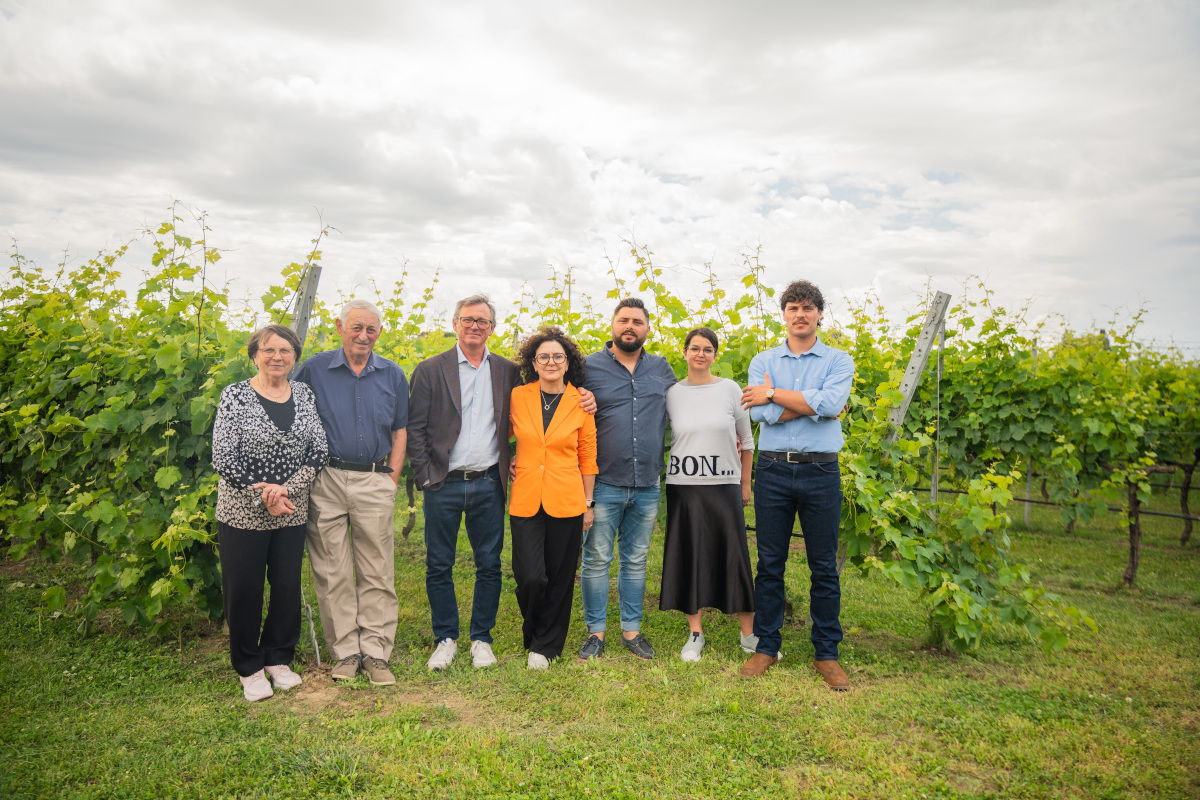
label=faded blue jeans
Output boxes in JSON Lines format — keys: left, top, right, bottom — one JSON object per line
{"left": 751, "top": 455, "right": 843, "bottom": 661}
{"left": 580, "top": 482, "right": 660, "bottom": 633}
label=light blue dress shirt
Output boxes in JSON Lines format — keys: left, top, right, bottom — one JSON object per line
{"left": 748, "top": 338, "right": 854, "bottom": 453}
{"left": 446, "top": 344, "right": 500, "bottom": 472}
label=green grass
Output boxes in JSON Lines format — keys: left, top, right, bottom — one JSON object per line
{"left": 2, "top": 489, "right": 1198, "bottom": 799}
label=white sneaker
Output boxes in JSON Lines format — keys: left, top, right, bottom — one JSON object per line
{"left": 740, "top": 633, "right": 783, "bottom": 659}
{"left": 680, "top": 632, "right": 705, "bottom": 662}
{"left": 264, "top": 664, "right": 303, "bottom": 690}
{"left": 239, "top": 669, "right": 274, "bottom": 702}
{"left": 470, "top": 640, "right": 497, "bottom": 668}
{"left": 426, "top": 638, "right": 458, "bottom": 671}
{"left": 527, "top": 652, "right": 549, "bottom": 670}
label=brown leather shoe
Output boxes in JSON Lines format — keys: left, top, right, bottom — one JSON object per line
{"left": 739, "top": 652, "right": 781, "bottom": 677}
{"left": 813, "top": 659, "right": 849, "bottom": 691}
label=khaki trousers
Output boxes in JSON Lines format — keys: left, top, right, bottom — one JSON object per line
{"left": 306, "top": 467, "right": 399, "bottom": 661}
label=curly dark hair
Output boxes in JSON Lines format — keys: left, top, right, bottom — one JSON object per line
{"left": 517, "top": 326, "right": 587, "bottom": 387}
{"left": 779, "top": 280, "right": 825, "bottom": 327}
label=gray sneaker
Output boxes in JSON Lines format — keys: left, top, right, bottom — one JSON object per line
{"left": 740, "top": 633, "right": 758, "bottom": 654}
{"left": 361, "top": 656, "right": 396, "bottom": 686}
{"left": 621, "top": 632, "right": 655, "bottom": 660}
{"left": 680, "top": 632, "right": 705, "bottom": 663}
{"left": 578, "top": 634, "right": 605, "bottom": 659}
{"left": 331, "top": 653, "right": 362, "bottom": 681}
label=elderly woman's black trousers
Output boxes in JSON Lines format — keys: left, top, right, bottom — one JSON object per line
{"left": 218, "top": 521, "right": 306, "bottom": 677}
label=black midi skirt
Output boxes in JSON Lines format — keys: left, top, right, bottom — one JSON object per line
{"left": 659, "top": 483, "right": 755, "bottom": 615}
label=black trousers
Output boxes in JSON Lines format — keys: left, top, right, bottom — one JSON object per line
{"left": 218, "top": 521, "right": 306, "bottom": 677}
{"left": 510, "top": 507, "right": 583, "bottom": 659}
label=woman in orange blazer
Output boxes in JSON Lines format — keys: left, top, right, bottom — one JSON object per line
{"left": 509, "top": 326, "right": 598, "bottom": 669}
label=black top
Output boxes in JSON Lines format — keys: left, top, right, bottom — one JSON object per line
{"left": 540, "top": 390, "right": 563, "bottom": 431}
{"left": 254, "top": 391, "right": 296, "bottom": 431}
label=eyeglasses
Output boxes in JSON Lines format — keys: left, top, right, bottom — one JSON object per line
{"left": 260, "top": 348, "right": 295, "bottom": 358}
{"left": 457, "top": 317, "right": 493, "bottom": 329}
{"left": 686, "top": 345, "right": 715, "bottom": 356}
{"left": 534, "top": 353, "right": 567, "bottom": 365}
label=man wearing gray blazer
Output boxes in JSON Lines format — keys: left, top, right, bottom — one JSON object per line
{"left": 407, "top": 295, "right": 520, "bottom": 670}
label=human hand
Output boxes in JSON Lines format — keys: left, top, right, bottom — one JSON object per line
{"left": 740, "top": 371, "right": 774, "bottom": 409}
{"left": 577, "top": 387, "right": 597, "bottom": 415}
{"left": 582, "top": 508, "right": 595, "bottom": 531}
{"left": 254, "top": 482, "right": 288, "bottom": 507}
{"left": 741, "top": 484, "right": 752, "bottom": 507}
{"left": 509, "top": 458, "right": 518, "bottom": 482}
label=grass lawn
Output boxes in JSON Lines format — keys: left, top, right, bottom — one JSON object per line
{"left": 2, "top": 490, "right": 1197, "bottom": 799}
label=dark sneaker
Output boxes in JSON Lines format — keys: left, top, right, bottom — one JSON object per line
{"left": 361, "top": 656, "right": 396, "bottom": 686}
{"left": 578, "top": 634, "right": 605, "bottom": 659}
{"left": 621, "top": 632, "right": 655, "bottom": 660}
{"left": 331, "top": 653, "right": 362, "bottom": 681}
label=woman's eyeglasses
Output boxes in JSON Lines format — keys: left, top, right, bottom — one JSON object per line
{"left": 534, "top": 353, "right": 568, "bottom": 365}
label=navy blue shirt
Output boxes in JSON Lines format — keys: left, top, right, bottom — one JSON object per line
{"left": 584, "top": 343, "right": 678, "bottom": 488}
{"left": 293, "top": 347, "right": 409, "bottom": 463}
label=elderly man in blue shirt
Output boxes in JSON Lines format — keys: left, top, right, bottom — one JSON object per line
{"left": 293, "top": 299, "right": 409, "bottom": 688}
{"left": 739, "top": 280, "right": 854, "bottom": 690}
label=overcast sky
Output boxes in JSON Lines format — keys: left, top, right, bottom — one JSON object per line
{"left": 2, "top": 0, "right": 1197, "bottom": 346}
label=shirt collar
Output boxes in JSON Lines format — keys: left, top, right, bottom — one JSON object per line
{"left": 456, "top": 343, "right": 490, "bottom": 366}
{"left": 329, "top": 346, "right": 381, "bottom": 372}
{"left": 777, "top": 337, "right": 828, "bottom": 358}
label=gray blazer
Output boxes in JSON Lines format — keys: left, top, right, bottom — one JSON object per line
{"left": 406, "top": 346, "right": 521, "bottom": 500}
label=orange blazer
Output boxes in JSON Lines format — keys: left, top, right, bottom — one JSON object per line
{"left": 508, "top": 382, "right": 599, "bottom": 518}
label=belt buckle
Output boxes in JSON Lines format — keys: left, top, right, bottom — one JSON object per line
{"left": 786, "top": 452, "right": 800, "bottom": 464}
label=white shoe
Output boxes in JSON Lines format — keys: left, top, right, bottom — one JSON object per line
{"left": 680, "top": 632, "right": 705, "bottom": 663}
{"left": 264, "top": 664, "right": 303, "bottom": 690}
{"left": 470, "top": 640, "right": 497, "bottom": 668}
{"left": 527, "top": 652, "right": 549, "bottom": 670}
{"left": 426, "top": 638, "right": 458, "bottom": 671}
{"left": 239, "top": 669, "right": 274, "bottom": 702}
{"left": 740, "top": 632, "right": 758, "bottom": 654}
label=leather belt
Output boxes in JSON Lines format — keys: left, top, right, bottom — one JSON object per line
{"left": 446, "top": 465, "right": 499, "bottom": 481}
{"left": 759, "top": 451, "right": 838, "bottom": 464}
{"left": 328, "top": 457, "right": 393, "bottom": 474}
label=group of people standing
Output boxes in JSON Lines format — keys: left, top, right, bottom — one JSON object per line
{"left": 211, "top": 279, "right": 854, "bottom": 703}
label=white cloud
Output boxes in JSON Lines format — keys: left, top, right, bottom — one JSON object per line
{"left": 0, "top": 0, "right": 1197, "bottom": 346}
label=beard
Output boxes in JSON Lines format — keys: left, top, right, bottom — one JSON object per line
{"left": 613, "top": 332, "right": 646, "bottom": 353}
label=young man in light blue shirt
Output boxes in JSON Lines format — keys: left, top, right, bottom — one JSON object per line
{"left": 739, "top": 280, "right": 854, "bottom": 690}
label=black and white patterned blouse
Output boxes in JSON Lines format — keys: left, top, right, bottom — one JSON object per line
{"left": 212, "top": 380, "right": 328, "bottom": 530}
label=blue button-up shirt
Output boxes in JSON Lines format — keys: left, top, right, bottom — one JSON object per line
{"left": 447, "top": 344, "right": 499, "bottom": 472}
{"left": 584, "top": 343, "right": 678, "bottom": 487}
{"left": 293, "top": 347, "right": 409, "bottom": 463}
{"left": 748, "top": 338, "right": 854, "bottom": 453}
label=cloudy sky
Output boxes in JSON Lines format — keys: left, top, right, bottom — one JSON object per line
{"left": 1, "top": 0, "right": 1197, "bottom": 346}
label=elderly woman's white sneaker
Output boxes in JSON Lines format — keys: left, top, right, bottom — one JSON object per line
{"left": 527, "top": 652, "right": 550, "bottom": 670}
{"left": 264, "top": 664, "right": 303, "bottom": 690}
{"left": 239, "top": 669, "right": 274, "bottom": 702}
{"left": 680, "top": 632, "right": 705, "bottom": 662}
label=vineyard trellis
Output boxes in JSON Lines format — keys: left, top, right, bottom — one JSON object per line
{"left": 3, "top": 214, "right": 1195, "bottom": 653}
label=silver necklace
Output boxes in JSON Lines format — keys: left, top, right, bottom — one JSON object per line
{"left": 540, "top": 390, "right": 563, "bottom": 411}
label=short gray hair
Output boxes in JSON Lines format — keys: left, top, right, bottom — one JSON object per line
{"left": 339, "top": 298, "right": 383, "bottom": 328}
{"left": 453, "top": 294, "right": 497, "bottom": 325}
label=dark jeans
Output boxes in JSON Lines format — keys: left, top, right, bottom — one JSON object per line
{"left": 218, "top": 521, "right": 306, "bottom": 677}
{"left": 423, "top": 466, "right": 506, "bottom": 644}
{"left": 751, "top": 455, "right": 843, "bottom": 661}
{"left": 510, "top": 507, "right": 583, "bottom": 659}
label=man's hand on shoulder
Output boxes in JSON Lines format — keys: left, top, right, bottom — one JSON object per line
{"left": 577, "top": 387, "right": 597, "bottom": 415}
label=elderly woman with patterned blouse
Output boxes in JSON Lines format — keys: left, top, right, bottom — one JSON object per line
{"left": 212, "top": 324, "right": 328, "bottom": 702}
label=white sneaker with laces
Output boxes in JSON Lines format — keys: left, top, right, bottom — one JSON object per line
{"left": 239, "top": 669, "right": 274, "bottom": 702}
{"left": 680, "top": 632, "right": 705, "bottom": 662}
{"left": 527, "top": 652, "right": 549, "bottom": 670}
{"left": 264, "top": 664, "right": 302, "bottom": 690}
{"left": 470, "top": 640, "right": 497, "bottom": 668}
{"left": 426, "top": 638, "right": 458, "bottom": 671}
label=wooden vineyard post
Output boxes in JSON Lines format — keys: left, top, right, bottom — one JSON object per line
{"left": 1123, "top": 480, "right": 1142, "bottom": 587}
{"left": 887, "top": 291, "right": 952, "bottom": 444}
{"left": 288, "top": 265, "right": 323, "bottom": 353}
{"left": 1182, "top": 449, "right": 1198, "bottom": 546}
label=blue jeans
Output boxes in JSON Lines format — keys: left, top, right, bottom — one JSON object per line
{"left": 751, "top": 456, "right": 843, "bottom": 660}
{"left": 581, "top": 482, "right": 661, "bottom": 633}
{"left": 423, "top": 467, "right": 505, "bottom": 644}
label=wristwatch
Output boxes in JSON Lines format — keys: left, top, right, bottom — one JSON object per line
{"left": 586, "top": 499, "right": 595, "bottom": 509}
{"left": 765, "top": 388, "right": 775, "bottom": 402}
